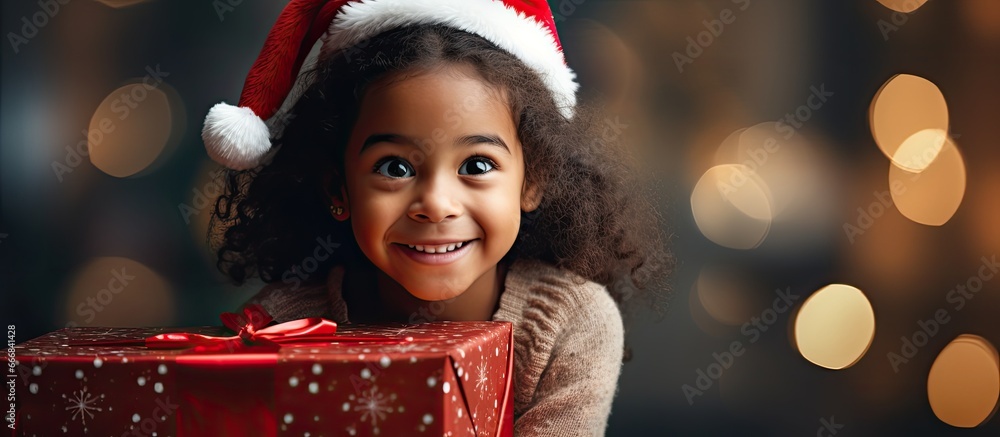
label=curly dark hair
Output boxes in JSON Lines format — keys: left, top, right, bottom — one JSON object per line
{"left": 209, "top": 24, "right": 673, "bottom": 356}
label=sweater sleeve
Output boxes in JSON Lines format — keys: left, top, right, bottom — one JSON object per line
{"left": 514, "top": 287, "right": 624, "bottom": 436}
{"left": 496, "top": 262, "right": 626, "bottom": 437}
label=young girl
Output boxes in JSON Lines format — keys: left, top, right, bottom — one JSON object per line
{"left": 205, "top": 1, "right": 671, "bottom": 434}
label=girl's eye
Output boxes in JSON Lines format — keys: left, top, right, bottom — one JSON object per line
{"left": 458, "top": 157, "right": 497, "bottom": 176}
{"left": 373, "top": 157, "right": 414, "bottom": 178}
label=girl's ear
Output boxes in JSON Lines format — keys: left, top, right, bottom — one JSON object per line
{"left": 322, "top": 170, "right": 351, "bottom": 219}
{"left": 521, "top": 181, "right": 542, "bottom": 212}
{"left": 338, "top": 185, "right": 350, "bottom": 210}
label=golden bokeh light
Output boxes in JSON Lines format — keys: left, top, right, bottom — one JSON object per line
{"left": 691, "top": 164, "right": 772, "bottom": 249}
{"left": 794, "top": 284, "right": 876, "bottom": 370}
{"left": 889, "top": 136, "right": 966, "bottom": 226}
{"left": 696, "top": 266, "right": 759, "bottom": 326}
{"left": 736, "top": 123, "right": 811, "bottom": 218}
{"left": 64, "top": 256, "right": 175, "bottom": 327}
{"left": 736, "top": 123, "right": 784, "bottom": 163}
{"left": 927, "top": 335, "right": 1000, "bottom": 428}
{"left": 712, "top": 123, "right": 839, "bottom": 252}
{"left": 711, "top": 127, "right": 746, "bottom": 169}
{"left": 870, "top": 74, "right": 949, "bottom": 169}
{"left": 88, "top": 82, "right": 176, "bottom": 178}
{"left": 686, "top": 108, "right": 747, "bottom": 186}
{"left": 875, "top": 0, "right": 929, "bottom": 14}
{"left": 716, "top": 123, "right": 835, "bottom": 220}
{"left": 688, "top": 283, "right": 732, "bottom": 338}
{"left": 892, "top": 128, "right": 947, "bottom": 173}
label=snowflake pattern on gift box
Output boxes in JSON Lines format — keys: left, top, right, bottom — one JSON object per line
{"left": 63, "top": 387, "right": 104, "bottom": 425}
{"left": 354, "top": 385, "right": 395, "bottom": 433}
{"left": 387, "top": 326, "right": 417, "bottom": 338}
{"left": 383, "top": 341, "right": 421, "bottom": 354}
{"left": 484, "top": 404, "right": 496, "bottom": 432}
{"left": 475, "top": 361, "right": 489, "bottom": 398}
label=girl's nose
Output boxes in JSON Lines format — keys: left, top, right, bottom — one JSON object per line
{"left": 408, "top": 174, "right": 463, "bottom": 223}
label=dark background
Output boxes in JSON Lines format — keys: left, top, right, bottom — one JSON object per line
{"left": 3, "top": 1, "right": 1000, "bottom": 435}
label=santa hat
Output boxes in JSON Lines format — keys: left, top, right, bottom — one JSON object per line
{"left": 202, "top": 0, "right": 579, "bottom": 170}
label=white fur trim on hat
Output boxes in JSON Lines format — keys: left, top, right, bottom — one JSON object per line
{"left": 321, "top": 0, "right": 579, "bottom": 119}
{"left": 202, "top": 103, "right": 272, "bottom": 171}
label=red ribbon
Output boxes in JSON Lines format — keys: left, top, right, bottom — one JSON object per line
{"left": 72, "top": 305, "right": 411, "bottom": 351}
{"left": 146, "top": 304, "right": 331, "bottom": 351}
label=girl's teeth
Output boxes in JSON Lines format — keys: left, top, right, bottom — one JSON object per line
{"left": 406, "top": 241, "right": 467, "bottom": 253}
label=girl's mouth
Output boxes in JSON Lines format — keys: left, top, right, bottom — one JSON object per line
{"left": 393, "top": 239, "right": 478, "bottom": 265}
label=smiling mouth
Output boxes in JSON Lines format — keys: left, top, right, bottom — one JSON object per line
{"left": 394, "top": 239, "right": 478, "bottom": 254}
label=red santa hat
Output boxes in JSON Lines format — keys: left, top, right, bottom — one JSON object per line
{"left": 202, "top": 0, "right": 579, "bottom": 170}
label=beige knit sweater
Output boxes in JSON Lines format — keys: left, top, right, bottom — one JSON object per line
{"left": 241, "top": 258, "right": 624, "bottom": 436}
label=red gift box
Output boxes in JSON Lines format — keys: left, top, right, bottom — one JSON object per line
{"left": 10, "top": 310, "right": 513, "bottom": 437}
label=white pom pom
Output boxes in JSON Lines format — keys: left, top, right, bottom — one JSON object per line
{"left": 202, "top": 103, "right": 272, "bottom": 170}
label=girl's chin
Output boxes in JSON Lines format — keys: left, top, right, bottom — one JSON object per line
{"left": 404, "top": 286, "right": 467, "bottom": 302}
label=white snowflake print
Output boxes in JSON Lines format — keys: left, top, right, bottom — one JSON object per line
{"left": 354, "top": 386, "right": 394, "bottom": 432}
{"left": 388, "top": 326, "right": 414, "bottom": 337}
{"left": 63, "top": 387, "right": 104, "bottom": 425}
{"left": 384, "top": 341, "right": 421, "bottom": 354}
{"left": 486, "top": 409, "right": 496, "bottom": 429}
{"left": 475, "top": 362, "right": 489, "bottom": 397}
{"left": 485, "top": 397, "right": 500, "bottom": 430}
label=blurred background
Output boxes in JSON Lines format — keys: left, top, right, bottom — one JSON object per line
{"left": 2, "top": 0, "right": 1000, "bottom": 435}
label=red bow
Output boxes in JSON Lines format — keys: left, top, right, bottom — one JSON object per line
{"left": 145, "top": 304, "right": 341, "bottom": 351}
{"left": 73, "top": 305, "right": 410, "bottom": 351}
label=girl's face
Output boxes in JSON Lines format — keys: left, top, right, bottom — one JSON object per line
{"left": 339, "top": 64, "right": 540, "bottom": 301}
